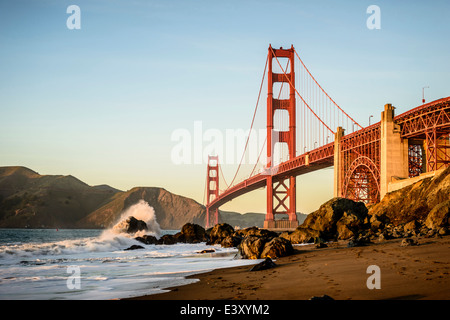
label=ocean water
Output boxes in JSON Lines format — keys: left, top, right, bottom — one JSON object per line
{"left": 0, "top": 201, "right": 259, "bottom": 300}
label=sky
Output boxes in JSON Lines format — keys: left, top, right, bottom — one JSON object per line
{"left": 0, "top": 0, "right": 449, "bottom": 214}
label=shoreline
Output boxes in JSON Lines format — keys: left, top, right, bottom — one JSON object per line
{"left": 125, "top": 236, "right": 450, "bottom": 300}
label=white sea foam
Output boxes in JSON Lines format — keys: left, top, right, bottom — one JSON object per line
{"left": 0, "top": 201, "right": 260, "bottom": 299}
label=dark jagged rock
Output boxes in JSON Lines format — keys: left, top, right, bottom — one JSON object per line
{"left": 158, "top": 234, "right": 177, "bottom": 245}
{"left": 249, "top": 258, "right": 277, "bottom": 271}
{"left": 221, "top": 235, "right": 243, "bottom": 248}
{"left": 124, "top": 244, "right": 144, "bottom": 251}
{"left": 113, "top": 216, "right": 148, "bottom": 234}
{"left": 135, "top": 234, "right": 158, "bottom": 245}
{"left": 178, "top": 223, "right": 207, "bottom": 243}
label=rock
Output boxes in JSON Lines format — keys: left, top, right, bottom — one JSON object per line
{"left": 309, "top": 295, "right": 334, "bottom": 300}
{"left": 336, "top": 211, "right": 367, "bottom": 240}
{"left": 249, "top": 258, "right": 277, "bottom": 271}
{"left": 401, "top": 238, "right": 418, "bottom": 246}
{"left": 438, "top": 227, "right": 449, "bottom": 236}
{"left": 220, "top": 235, "right": 243, "bottom": 248}
{"left": 158, "top": 234, "right": 177, "bottom": 245}
{"left": 403, "top": 220, "right": 421, "bottom": 233}
{"left": 425, "top": 200, "right": 450, "bottom": 230}
{"left": 347, "top": 236, "right": 370, "bottom": 247}
{"left": 314, "top": 236, "right": 328, "bottom": 248}
{"left": 113, "top": 216, "right": 148, "bottom": 234}
{"left": 238, "top": 235, "right": 268, "bottom": 259}
{"left": 135, "top": 235, "right": 158, "bottom": 245}
{"left": 124, "top": 244, "right": 144, "bottom": 250}
{"left": 198, "top": 249, "right": 215, "bottom": 254}
{"left": 208, "top": 223, "right": 235, "bottom": 245}
{"left": 178, "top": 223, "right": 207, "bottom": 243}
{"left": 368, "top": 166, "right": 450, "bottom": 226}
{"left": 300, "top": 197, "right": 368, "bottom": 241}
{"left": 260, "top": 237, "right": 294, "bottom": 259}
{"left": 281, "top": 227, "right": 322, "bottom": 244}
{"left": 235, "top": 226, "right": 278, "bottom": 239}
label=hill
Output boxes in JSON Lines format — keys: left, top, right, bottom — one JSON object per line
{"left": 0, "top": 166, "right": 120, "bottom": 228}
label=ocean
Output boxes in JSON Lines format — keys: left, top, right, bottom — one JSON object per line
{"left": 0, "top": 202, "right": 259, "bottom": 300}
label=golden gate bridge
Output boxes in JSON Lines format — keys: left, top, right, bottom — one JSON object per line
{"left": 204, "top": 45, "right": 450, "bottom": 230}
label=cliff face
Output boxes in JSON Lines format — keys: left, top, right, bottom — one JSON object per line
{"left": 368, "top": 166, "right": 450, "bottom": 226}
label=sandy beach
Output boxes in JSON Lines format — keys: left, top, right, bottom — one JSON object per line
{"left": 127, "top": 236, "right": 450, "bottom": 301}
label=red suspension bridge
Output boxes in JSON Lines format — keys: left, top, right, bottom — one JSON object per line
{"left": 205, "top": 45, "right": 450, "bottom": 230}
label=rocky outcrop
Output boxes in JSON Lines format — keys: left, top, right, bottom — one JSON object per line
{"left": 174, "top": 223, "right": 207, "bottom": 243}
{"left": 424, "top": 200, "right": 450, "bottom": 230}
{"left": 207, "top": 223, "right": 235, "bottom": 245}
{"left": 369, "top": 166, "right": 450, "bottom": 226}
{"left": 113, "top": 216, "right": 148, "bottom": 234}
{"left": 260, "top": 237, "right": 294, "bottom": 259}
{"left": 282, "top": 197, "right": 369, "bottom": 243}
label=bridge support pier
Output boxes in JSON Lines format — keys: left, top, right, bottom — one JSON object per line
{"left": 380, "top": 104, "right": 409, "bottom": 199}
{"left": 333, "top": 126, "right": 345, "bottom": 198}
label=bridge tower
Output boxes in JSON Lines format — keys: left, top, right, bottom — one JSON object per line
{"left": 264, "top": 45, "right": 299, "bottom": 230}
{"left": 206, "top": 155, "right": 219, "bottom": 228}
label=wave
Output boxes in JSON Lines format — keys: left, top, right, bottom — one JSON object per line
{"left": 0, "top": 200, "right": 163, "bottom": 261}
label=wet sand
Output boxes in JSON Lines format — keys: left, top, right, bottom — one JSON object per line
{"left": 127, "top": 236, "right": 450, "bottom": 300}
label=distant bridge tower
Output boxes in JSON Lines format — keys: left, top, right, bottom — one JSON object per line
{"left": 206, "top": 155, "right": 219, "bottom": 228}
{"left": 264, "top": 45, "right": 299, "bottom": 230}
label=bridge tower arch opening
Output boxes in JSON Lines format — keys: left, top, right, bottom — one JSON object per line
{"left": 343, "top": 156, "right": 380, "bottom": 204}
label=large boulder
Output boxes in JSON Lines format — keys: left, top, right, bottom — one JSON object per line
{"left": 135, "top": 234, "right": 158, "bottom": 245}
{"left": 238, "top": 236, "right": 268, "bottom": 259}
{"left": 284, "top": 198, "right": 368, "bottom": 243}
{"left": 220, "top": 235, "right": 243, "bottom": 248}
{"left": 208, "top": 223, "right": 235, "bottom": 245}
{"left": 260, "top": 237, "right": 294, "bottom": 259}
{"left": 177, "top": 223, "right": 207, "bottom": 243}
{"left": 113, "top": 216, "right": 148, "bottom": 234}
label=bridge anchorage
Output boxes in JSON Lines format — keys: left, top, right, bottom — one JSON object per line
{"left": 205, "top": 44, "right": 450, "bottom": 231}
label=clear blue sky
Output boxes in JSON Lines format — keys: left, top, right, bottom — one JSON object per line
{"left": 1, "top": 0, "right": 449, "bottom": 214}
